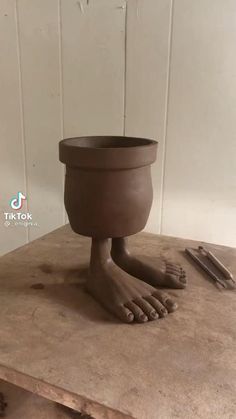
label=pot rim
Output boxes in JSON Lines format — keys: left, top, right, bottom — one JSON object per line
{"left": 60, "top": 136, "right": 157, "bottom": 150}
{"left": 59, "top": 136, "right": 158, "bottom": 170}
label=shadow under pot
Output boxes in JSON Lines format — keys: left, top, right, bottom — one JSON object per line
{"left": 59, "top": 136, "right": 158, "bottom": 238}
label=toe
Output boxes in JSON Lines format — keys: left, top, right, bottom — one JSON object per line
{"left": 135, "top": 297, "right": 159, "bottom": 321}
{"left": 167, "top": 266, "right": 182, "bottom": 276}
{"left": 166, "top": 260, "right": 181, "bottom": 270}
{"left": 166, "top": 273, "right": 186, "bottom": 289}
{"left": 179, "top": 275, "right": 187, "bottom": 284}
{"left": 165, "top": 298, "right": 178, "bottom": 312}
{"left": 115, "top": 305, "right": 134, "bottom": 323}
{"left": 152, "top": 290, "right": 178, "bottom": 313}
{"left": 125, "top": 301, "right": 148, "bottom": 323}
{"left": 165, "top": 262, "right": 187, "bottom": 288}
{"left": 144, "top": 295, "right": 168, "bottom": 317}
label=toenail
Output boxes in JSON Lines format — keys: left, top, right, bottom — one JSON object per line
{"left": 150, "top": 310, "right": 159, "bottom": 320}
{"left": 127, "top": 313, "right": 134, "bottom": 322}
{"left": 166, "top": 298, "right": 174, "bottom": 306}
{"left": 139, "top": 314, "right": 148, "bottom": 322}
{"left": 165, "top": 299, "right": 178, "bottom": 312}
{"left": 160, "top": 308, "right": 168, "bottom": 316}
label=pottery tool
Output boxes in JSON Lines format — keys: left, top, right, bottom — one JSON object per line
{"left": 198, "top": 246, "right": 235, "bottom": 283}
{"left": 185, "top": 247, "right": 227, "bottom": 288}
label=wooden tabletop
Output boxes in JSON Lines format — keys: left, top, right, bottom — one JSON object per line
{"left": 0, "top": 225, "right": 235, "bottom": 419}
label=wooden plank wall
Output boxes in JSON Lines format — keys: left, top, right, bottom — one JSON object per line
{"left": 1, "top": 0, "right": 236, "bottom": 255}
{"left": 17, "top": 0, "right": 64, "bottom": 242}
{"left": 125, "top": 0, "right": 172, "bottom": 233}
{"left": 0, "top": 0, "right": 28, "bottom": 254}
{"left": 161, "top": 0, "right": 236, "bottom": 247}
{"left": 0, "top": 0, "right": 126, "bottom": 255}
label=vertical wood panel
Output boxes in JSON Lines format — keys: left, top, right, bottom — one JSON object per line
{"left": 125, "top": 0, "right": 172, "bottom": 233}
{"left": 162, "top": 0, "right": 236, "bottom": 246}
{"left": 17, "top": 0, "right": 64, "bottom": 241}
{"left": 0, "top": 0, "right": 27, "bottom": 255}
{"left": 61, "top": 0, "right": 126, "bottom": 138}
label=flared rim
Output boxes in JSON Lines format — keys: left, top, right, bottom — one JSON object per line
{"left": 59, "top": 136, "right": 158, "bottom": 170}
{"left": 60, "top": 136, "right": 157, "bottom": 150}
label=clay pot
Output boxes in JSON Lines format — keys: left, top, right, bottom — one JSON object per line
{"left": 59, "top": 136, "right": 157, "bottom": 238}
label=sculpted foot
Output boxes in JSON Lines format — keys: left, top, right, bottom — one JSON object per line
{"left": 111, "top": 237, "right": 187, "bottom": 290}
{"left": 86, "top": 238, "right": 177, "bottom": 323}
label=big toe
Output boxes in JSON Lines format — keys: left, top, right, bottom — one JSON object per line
{"left": 164, "top": 298, "right": 178, "bottom": 313}
{"left": 153, "top": 290, "right": 178, "bottom": 313}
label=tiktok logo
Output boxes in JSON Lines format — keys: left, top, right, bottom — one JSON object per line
{"left": 10, "top": 192, "right": 26, "bottom": 210}
{"left": 4, "top": 192, "right": 37, "bottom": 227}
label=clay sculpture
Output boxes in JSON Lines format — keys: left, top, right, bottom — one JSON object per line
{"left": 59, "top": 136, "right": 186, "bottom": 323}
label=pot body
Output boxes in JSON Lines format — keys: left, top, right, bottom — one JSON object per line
{"left": 65, "top": 165, "right": 153, "bottom": 238}
{"left": 59, "top": 136, "right": 157, "bottom": 238}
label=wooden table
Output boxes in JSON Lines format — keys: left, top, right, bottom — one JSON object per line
{"left": 0, "top": 225, "right": 235, "bottom": 419}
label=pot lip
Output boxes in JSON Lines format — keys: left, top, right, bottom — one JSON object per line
{"left": 59, "top": 136, "right": 158, "bottom": 170}
{"left": 59, "top": 136, "right": 158, "bottom": 150}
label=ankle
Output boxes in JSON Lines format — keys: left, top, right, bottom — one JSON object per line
{"left": 112, "top": 238, "right": 130, "bottom": 257}
{"left": 90, "top": 238, "right": 111, "bottom": 270}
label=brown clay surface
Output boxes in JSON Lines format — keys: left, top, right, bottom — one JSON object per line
{"left": 0, "top": 225, "right": 236, "bottom": 419}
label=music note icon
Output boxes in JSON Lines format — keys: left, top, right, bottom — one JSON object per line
{"left": 10, "top": 192, "right": 26, "bottom": 210}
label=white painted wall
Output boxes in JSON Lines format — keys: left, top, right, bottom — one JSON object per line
{"left": 1, "top": 0, "right": 236, "bottom": 255}
{"left": 161, "top": 0, "right": 236, "bottom": 247}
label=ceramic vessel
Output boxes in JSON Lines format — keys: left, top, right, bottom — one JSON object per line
{"left": 59, "top": 136, "right": 157, "bottom": 238}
